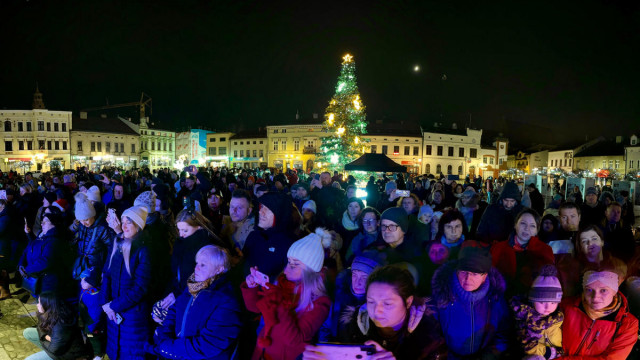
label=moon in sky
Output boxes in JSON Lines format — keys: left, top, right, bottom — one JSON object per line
{"left": 414, "top": 65, "right": 420, "bottom": 72}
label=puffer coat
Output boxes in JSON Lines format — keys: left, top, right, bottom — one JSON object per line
{"left": 101, "top": 234, "right": 152, "bottom": 360}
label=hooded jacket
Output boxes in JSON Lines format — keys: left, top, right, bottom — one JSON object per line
{"left": 560, "top": 294, "right": 638, "bottom": 359}
{"left": 243, "top": 192, "right": 295, "bottom": 281}
{"left": 339, "top": 303, "right": 446, "bottom": 359}
{"left": 431, "top": 260, "right": 511, "bottom": 360}
{"left": 476, "top": 182, "right": 524, "bottom": 244}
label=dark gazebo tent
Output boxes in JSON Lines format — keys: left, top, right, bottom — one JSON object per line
{"left": 344, "top": 153, "right": 407, "bottom": 173}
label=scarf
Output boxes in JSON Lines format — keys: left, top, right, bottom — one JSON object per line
{"left": 583, "top": 292, "right": 622, "bottom": 320}
{"left": 186, "top": 273, "right": 215, "bottom": 298}
{"left": 342, "top": 210, "right": 359, "bottom": 231}
{"left": 441, "top": 234, "right": 464, "bottom": 249}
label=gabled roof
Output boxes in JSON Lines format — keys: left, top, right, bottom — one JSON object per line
{"left": 574, "top": 139, "right": 626, "bottom": 157}
{"left": 72, "top": 116, "right": 139, "bottom": 136}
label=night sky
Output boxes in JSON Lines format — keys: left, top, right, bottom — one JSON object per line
{"left": 1, "top": 1, "right": 639, "bottom": 148}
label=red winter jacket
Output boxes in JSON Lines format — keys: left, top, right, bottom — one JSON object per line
{"left": 559, "top": 294, "right": 638, "bottom": 359}
{"left": 241, "top": 276, "right": 331, "bottom": 360}
{"left": 491, "top": 235, "right": 554, "bottom": 293}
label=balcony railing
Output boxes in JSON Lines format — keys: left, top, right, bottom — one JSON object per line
{"left": 303, "top": 146, "right": 316, "bottom": 154}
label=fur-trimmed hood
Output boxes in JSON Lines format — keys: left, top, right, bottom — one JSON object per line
{"left": 340, "top": 301, "right": 435, "bottom": 335}
{"left": 431, "top": 259, "right": 506, "bottom": 309}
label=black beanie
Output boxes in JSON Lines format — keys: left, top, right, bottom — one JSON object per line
{"left": 381, "top": 207, "right": 409, "bottom": 233}
{"left": 457, "top": 246, "right": 492, "bottom": 274}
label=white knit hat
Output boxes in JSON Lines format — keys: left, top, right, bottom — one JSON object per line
{"left": 74, "top": 193, "right": 96, "bottom": 221}
{"left": 287, "top": 228, "right": 332, "bottom": 272}
{"left": 301, "top": 200, "right": 317, "bottom": 214}
{"left": 122, "top": 206, "right": 148, "bottom": 231}
{"left": 134, "top": 191, "right": 156, "bottom": 214}
{"left": 86, "top": 186, "right": 101, "bottom": 203}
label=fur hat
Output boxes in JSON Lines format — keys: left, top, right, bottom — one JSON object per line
{"left": 122, "top": 206, "right": 148, "bottom": 230}
{"left": 529, "top": 264, "right": 563, "bottom": 303}
{"left": 301, "top": 199, "right": 317, "bottom": 214}
{"left": 74, "top": 193, "right": 96, "bottom": 221}
{"left": 381, "top": 207, "right": 409, "bottom": 233}
{"left": 287, "top": 228, "right": 332, "bottom": 272}
{"left": 134, "top": 191, "right": 156, "bottom": 214}
{"left": 86, "top": 186, "right": 101, "bottom": 202}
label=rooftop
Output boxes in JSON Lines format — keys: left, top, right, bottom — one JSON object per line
{"left": 72, "top": 116, "right": 139, "bottom": 136}
{"left": 574, "top": 138, "right": 626, "bottom": 157}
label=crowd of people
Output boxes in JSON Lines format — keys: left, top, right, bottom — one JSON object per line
{"left": 0, "top": 165, "right": 639, "bottom": 360}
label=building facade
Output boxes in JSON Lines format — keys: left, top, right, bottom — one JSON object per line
{"left": 229, "top": 130, "right": 268, "bottom": 169}
{"left": 70, "top": 114, "right": 139, "bottom": 169}
{"left": 366, "top": 122, "right": 423, "bottom": 174}
{"left": 422, "top": 126, "right": 483, "bottom": 178}
{"left": 206, "top": 132, "right": 233, "bottom": 168}
{"left": 175, "top": 128, "right": 213, "bottom": 166}
{"left": 0, "top": 89, "right": 72, "bottom": 173}
{"left": 548, "top": 150, "right": 574, "bottom": 173}
{"left": 266, "top": 124, "right": 323, "bottom": 172}
{"left": 138, "top": 117, "right": 176, "bottom": 170}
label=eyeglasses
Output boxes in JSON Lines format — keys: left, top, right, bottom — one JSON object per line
{"left": 362, "top": 219, "right": 377, "bottom": 224}
{"left": 381, "top": 224, "right": 399, "bottom": 232}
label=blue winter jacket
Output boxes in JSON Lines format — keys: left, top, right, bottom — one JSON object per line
{"left": 152, "top": 274, "right": 243, "bottom": 360}
{"left": 19, "top": 227, "right": 67, "bottom": 294}
{"left": 102, "top": 234, "right": 152, "bottom": 360}
{"left": 430, "top": 260, "right": 511, "bottom": 360}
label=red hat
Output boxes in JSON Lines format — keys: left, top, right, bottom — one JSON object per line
{"left": 53, "top": 199, "right": 68, "bottom": 212}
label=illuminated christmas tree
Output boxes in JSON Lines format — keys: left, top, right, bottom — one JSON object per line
{"left": 316, "top": 54, "right": 368, "bottom": 172}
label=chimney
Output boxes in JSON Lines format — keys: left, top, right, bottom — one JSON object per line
{"left": 313, "top": 113, "right": 318, "bottom": 119}
{"left": 616, "top": 136, "right": 622, "bottom": 144}
{"left": 452, "top": 122, "right": 458, "bottom": 130}
{"left": 80, "top": 111, "right": 87, "bottom": 119}
{"left": 296, "top": 110, "right": 300, "bottom": 120}
{"left": 434, "top": 122, "right": 439, "bottom": 128}
{"left": 100, "top": 114, "right": 107, "bottom": 119}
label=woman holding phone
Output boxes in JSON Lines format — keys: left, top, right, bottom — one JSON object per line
{"left": 102, "top": 205, "right": 152, "bottom": 360}
{"left": 303, "top": 266, "right": 445, "bottom": 360}
{"left": 241, "top": 229, "right": 331, "bottom": 360}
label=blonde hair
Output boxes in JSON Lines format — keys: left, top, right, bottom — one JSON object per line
{"left": 295, "top": 264, "right": 327, "bottom": 313}
{"left": 196, "top": 245, "right": 230, "bottom": 276}
{"left": 107, "top": 217, "right": 139, "bottom": 275}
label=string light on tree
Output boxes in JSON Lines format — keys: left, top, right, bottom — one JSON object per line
{"left": 316, "top": 53, "right": 369, "bottom": 171}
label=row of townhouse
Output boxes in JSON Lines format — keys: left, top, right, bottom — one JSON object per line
{"left": 507, "top": 135, "right": 640, "bottom": 179}
{"left": 204, "top": 116, "right": 509, "bottom": 178}
{"left": 0, "top": 90, "right": 177, "bottom": 172}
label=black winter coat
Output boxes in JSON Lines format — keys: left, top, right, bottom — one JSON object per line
{"left": 169, "top": 228, "right": 213, "bottom": 297}
{"left": 70, "top": 217, "right": 114, "bottom": 288}
{"left": 37, "top": 320, "right": 93, "bottom": 360}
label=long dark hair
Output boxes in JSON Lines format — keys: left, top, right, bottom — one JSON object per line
{"left": 37, "top": 292, "right": 74, "bottom": 333}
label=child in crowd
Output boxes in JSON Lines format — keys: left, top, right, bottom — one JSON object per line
{"left": 511, "top": 264, "right": 564, "bottom": 360}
